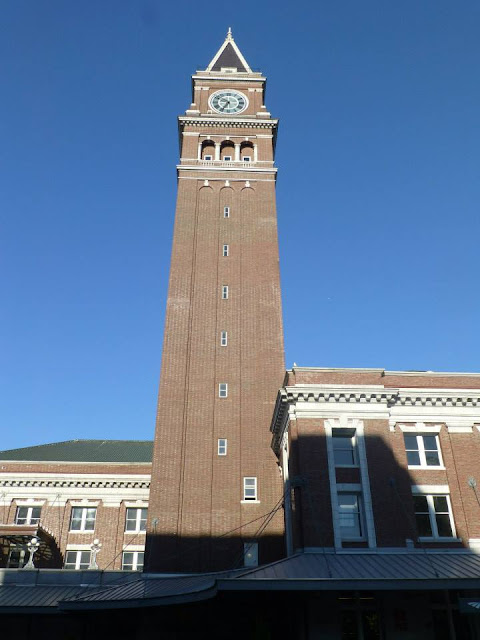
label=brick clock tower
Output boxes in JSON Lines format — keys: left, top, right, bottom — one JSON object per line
{"left": 147, "top": 30, "right": 285, "bottom": 572}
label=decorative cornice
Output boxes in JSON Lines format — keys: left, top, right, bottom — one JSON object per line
{"left": 178, "top": 116, "right": 277, "bottom": 130}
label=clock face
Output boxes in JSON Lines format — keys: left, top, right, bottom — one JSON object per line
{"left": 209, "top": 90, "right": 248, "bottom": 115}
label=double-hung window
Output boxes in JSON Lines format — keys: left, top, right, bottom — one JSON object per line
{"left": 222, "top": 244, "right": 229, "bottom": 257}
{"left": 219, "top": 383, "right": 228, "bottom": 398}
{"left": 243, "top": 477, "right": 257, "bottom": 501}
{"left": 64, "top": 550, "right": 91, "bottom": 570}
{"left": 222, "top": 285, "right": 229, "bottom": 299}
{"left": 122, "top": 551, "right": 144, "bottom": 571}
{"left": 125, "top": 508, "right": 147, "bottom": 533}
{"left": 404, "top": 434, "right": 442, "bottom": 467}
{"left": 218, "top": 439, "right": 227, "bottom": 456}
{"left": 413, "top": 493, "right": 455, "bottom": 539}
{"left": 337, "top": 493, "right": 364, "bottom": 540}
{"left": 220, "top": 331, "right": 228, "bottom": 346}
{"left": 224, "top": 206, "right": 230, "bottom": 218}
{"left": 332, "top": 429, "right": 357, "bottom": 466}
{"left": 70, "top": 507, "right": 96, "bottom": 532}
{"left": 15, "top": 506, "right": 41, "bottom": 525}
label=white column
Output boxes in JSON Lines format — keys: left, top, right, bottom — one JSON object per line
{"left": 197, "top": 142, "right": 202, "bottom": 160}
{"left": 234, "top": 143, "right": 240, "bottom": 162}
{"left": 214, "top": 142, "right": 220, "bottom": 161}
{"left": 254, "top": 144, "right": 258, "bottom": 162}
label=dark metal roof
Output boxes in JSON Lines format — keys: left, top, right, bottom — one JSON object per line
{"left": 211, "top": 43, "right": 247, "bottom": 72}
{"left": 0, "top": 440, "right": 153, "bottom": 463}
{"left": 61, "top": 575, "right": 218, "bottom": 610}
{"left": 221, "top": 551, "right": 480, "bottom": 590}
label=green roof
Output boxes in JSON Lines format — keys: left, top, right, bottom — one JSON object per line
{"left": 0, "top": 440, "right": 153, "bottom": 463}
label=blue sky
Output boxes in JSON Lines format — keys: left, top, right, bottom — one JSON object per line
{"left": 2, "top": 1, "right": 480, "bottom": 449}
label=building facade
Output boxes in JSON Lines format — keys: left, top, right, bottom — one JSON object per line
{"left": 0, "top": 440, "right": 151, "bottom": 571}
{"left": 147, "top": 29, "right": 285, "bottom": 572}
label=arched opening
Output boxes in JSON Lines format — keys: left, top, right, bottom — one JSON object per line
{"left": 220, "top": 140, "right": 235, "bottom": 161}
{"left": 240, "top": 141, "right": 254, "bottom": 162}
{"left": 201, "top": 140, "right": 215, "bottom": 161}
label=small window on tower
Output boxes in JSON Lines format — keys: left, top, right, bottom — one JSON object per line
{"left": 220, "top": 331, "right": 228, "bottom": 346}
{"left": 204, "top": 155, "right": 213, "bottom": 161}
{"left": 223, "top": 244, "right": 229, "bottom": 257}
{"left": 243, "top": 477, "right": 257, "bottom": 501}
{"left": 223, "top": 156, "right": 232, "bottom": 161}
{"left": 243, "top": 156, "right": 251, "bottom": 162}
{"left": 219, "top": 383, "right": 228, "bottom": 398}
{"left": 222, "top": 285, "right": 229, "bottom": 299}
{"left": 218, "top": 439, "right": 227, "bottom": 455}
{"left": 224, "top": 206, "right": 230, "bottom": 218}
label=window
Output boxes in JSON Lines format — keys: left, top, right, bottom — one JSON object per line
{"left": 70, "top": 507, "right": 96, "bottom": 532}
{"left": 404, "top": 434, "right": 442, "bottom": 467}
{"left": 222, "top": 285, "right": 229, "bottom": 299}
{"left": 15, "top": 506, "right": 41, "bottom": 525}
{"left": 218, "top": 438, "right": 227, "bottom": 455}
{"left": 223, "top": 155, "right": 232, "bottom": 161}
{"left": 413, "top": 494, "right": 455, "bottom": 539}
{"left": 222, "top": 244, "right": 229, "bottom": 257}
{"left": 219, "top": 383, "right": 228, "bottom": 398}
{"left": 220, "top": 331, "right": 228, "bottom": 346}
{"left": 243, "top": 477, "right": 257, "bottom": 501}
{"left": 224, "top": 206, "right": 230, "bottom": 218}
{"left": 337, "top": 493, "right": 364, "bottom": 540}
{"left": 332, "top": 429, "right": 357, "bottom": 466}
{"left": 243, "top": 156, "right": 251, "bottom": 162}
{"left": 125, "top": 508, "right": 147, "bottom": 533}
{"left": 243, "top": 542, "right": 258, "bottom": 567}
{"left": 122, "top": 551, "right": 144, "bottom": 571}
{"left": 64, "top": 550, "right": 91, "bottom": 570}
{"left": 204, "top": 155, "right": 213, "bottom": 161}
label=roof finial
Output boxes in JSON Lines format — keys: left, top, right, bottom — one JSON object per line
{"left": 227, "top": 27, "right": 233, "bottom": 39}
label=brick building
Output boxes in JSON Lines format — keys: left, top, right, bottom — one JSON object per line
{"left": 1, "top": 30, "right": 480, "bottom": 640}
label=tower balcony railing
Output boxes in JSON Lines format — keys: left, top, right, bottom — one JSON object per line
{"left": 197, "top": 159, "right": 255, "bottom": 168}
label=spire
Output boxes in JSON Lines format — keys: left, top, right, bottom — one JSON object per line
{"left": 205, "top": 28, "right": 252, "bottom": 73}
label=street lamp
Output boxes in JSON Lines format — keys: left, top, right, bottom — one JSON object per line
{"left": 23, "top": 536, "right": 40, "bottom": 570}
{"left": 88, "top": 539, "right": 102, "bottom": 570}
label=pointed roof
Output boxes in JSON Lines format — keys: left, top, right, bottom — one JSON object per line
{"left": 206, "top": 28, "right": 252, "bottom": 73}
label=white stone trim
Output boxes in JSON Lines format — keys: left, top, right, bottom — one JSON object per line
{"left": 122, "top": 544, "right": 145, "bottom": 551}
{"left": 13, "top": 499, "right": 45, "bottom": 506}
{"left": 177, "top": 165, "right": 276, "bottom": 174}
{"left": 411, "top": 485, "right": 450, "bottom": 494}
{"left": 124, "top": 501, "right": 148, "bottom": 508}
{"left": 446, "top": 423, "right": 474, "bottom": 433}
{"left": 399, "top": 424, "right": 443, "bottom": 433}
{"left": 66, "top": 544, "right": 93, "bottom": 551}
{"left": 69, "top": 500, "right": 100, "bottom": 507}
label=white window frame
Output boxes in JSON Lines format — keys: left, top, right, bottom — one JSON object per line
{"left": 203, "top": 154, "right": 213, "bottom": 161}
{"left": 222, "top": 285, "right": 229, "bottom": 299}
{"left": 243, "top": 477, "right": 257, "bottom": 501}
{"left": 220, "top": 331, "right": 228, "bottom": 346}
{"left": 412, "top": 491, "right": 457, "bottom": 540}
{"left": 223, "top": 155, "right": 232, "bottom": 161}
{"left": 219, "top": 383, "right": 228, "bottom": 398}
{"left": 224, "top": 206, "right": 230, "bottom": 218}
{"left": 222, "top": 244, "right": 229, "bottom": 257}
{"left": 122, "top": 551, "right": 144, "bottom": 571}
{"left": 218, "top": 439, "right": 227, "bottom": 456}
{"left": 125, "top": 507, "right": 147, "bottom": 533}
{"left": 243, "top": 541, "right": 258, "bottom": 567}
{"left": 337, "top": 491, "right": 366, "bottom": 541}
{"left": 404, "top": 434, "right": 444, "bottom": 469}
{"left": 64, "top": 550, "right": 91, "bottom": 570}
{"left": 15, "top": 506, "right": 41, "bottom": 525}
{"left": 332, "top": 428, "right": 358, "bottom": 468}
{"left": 243, "top": 156, "right": 251, "bottom": 162}
{"left": 70, "top": 507, "right": 96, "bottom": 532}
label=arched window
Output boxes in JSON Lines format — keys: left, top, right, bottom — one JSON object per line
{"left": 201, "top": 140, "right": 215, "bottom": 161}
{"left": 220, "top": 140, "right": 235, "bottom": 162}
{"left": 240, "top": 141, "right": 254, "bottom": 162}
